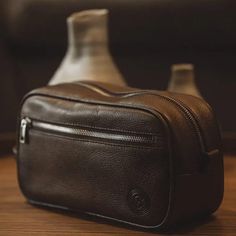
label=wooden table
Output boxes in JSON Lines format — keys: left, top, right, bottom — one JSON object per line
{"left": 0, "top": 154, "right": 236, "bottom": 236}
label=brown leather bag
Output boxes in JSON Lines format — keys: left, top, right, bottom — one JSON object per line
{"left": 17, "top": 81, "right": 224, "bottom": 229}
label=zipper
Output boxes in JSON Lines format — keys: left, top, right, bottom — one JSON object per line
{"left": 79, "top": 82, "right": 205, "bottom": 149}
{"left": 19, "top": 118, "right": 163, "bottom": 148}
{"left": 20, "top": 117, "right": 32, "bottom": 144}
{"left": 78, "top": 82, "right": 212, "bottom": 168}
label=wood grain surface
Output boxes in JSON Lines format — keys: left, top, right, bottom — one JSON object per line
{"left": 0, "top": 154, "right": 235, "bottom": 236}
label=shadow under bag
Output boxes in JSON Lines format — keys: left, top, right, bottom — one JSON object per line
{"left": 17, "top": 81, "right": 224, "bottom": 229}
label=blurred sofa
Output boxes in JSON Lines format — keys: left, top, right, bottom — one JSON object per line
{"left": 0, "top": 0, "right": 236, "bottom": 148}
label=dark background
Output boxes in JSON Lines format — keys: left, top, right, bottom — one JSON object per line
{"left": 0, "top": 0, "right": 236, "bottom": 137}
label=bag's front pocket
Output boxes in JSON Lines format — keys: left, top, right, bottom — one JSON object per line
{"left": 18, "top": 117, "right": 170, "bottom": 228}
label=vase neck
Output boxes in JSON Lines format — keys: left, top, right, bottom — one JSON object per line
{"left": 67, "top": 9, "right": 109, "bottom": 56}
{"left": 171, "top": 64, "right": 196, "bottom": 86}
{"left": 172, "top": 71, "right": 195, "bottom": 84}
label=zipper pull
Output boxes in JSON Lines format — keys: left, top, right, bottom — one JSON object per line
{"left": 20, "top": 118, "right": 31, "bottom": 144}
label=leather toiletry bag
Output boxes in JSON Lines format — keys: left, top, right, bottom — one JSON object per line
{"left": 17, "top": 81, "right": 224, "bottom": 229}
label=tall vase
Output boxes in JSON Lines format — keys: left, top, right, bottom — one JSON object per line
{"left": 167, "top": 64, "right": 202, "bottom": 98}
{"left": 49, "top": 9, "right": 126, "bottom": 86}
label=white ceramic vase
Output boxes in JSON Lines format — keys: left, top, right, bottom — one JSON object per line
{"left": 167, "top": 64, "right": 202, "bottom": 98}
{"left": 49, "top": 9, "right": 126, "bottom": 86}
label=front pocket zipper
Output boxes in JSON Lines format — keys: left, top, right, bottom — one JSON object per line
{"left": 19, "top": 118, "right": 163, "bottom": 148}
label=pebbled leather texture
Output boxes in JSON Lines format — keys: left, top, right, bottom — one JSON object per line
{"left": 17, "top": 81, "right": 224, "bottom": 229}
